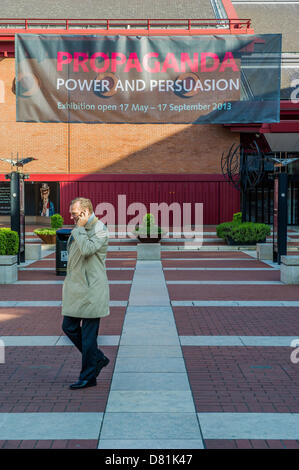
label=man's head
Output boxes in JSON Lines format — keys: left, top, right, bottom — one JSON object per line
{"left": 69, "top": 197, "right": 93, "bottom": 224}
{"left": 40, "top": 183, "right": 50, "bottom": 198}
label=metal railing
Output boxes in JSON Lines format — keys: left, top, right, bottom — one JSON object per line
{"left": 0, "top": 17, "right": 252, "bottom": 32}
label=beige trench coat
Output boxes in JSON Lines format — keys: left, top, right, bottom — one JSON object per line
{"left": 61, "top": 216, "right": 110, "bottom": 319}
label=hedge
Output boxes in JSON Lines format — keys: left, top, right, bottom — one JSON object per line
{"left": 216, "top": 212, "right": 270, "bottom": 244}
{"left": 229, "top": 222, "right": 271, "bottom": 244}
{"left": 0, "top": 231, "right": 6, "bottom": 255}
{"left": 51, "top": 214, "right": 64, "bottom": 230}
{"left": 216, "top": 221, "right": 236, "bottom": 239}
{"left": 0, "top": 228, "right": 19, "bottom": 255}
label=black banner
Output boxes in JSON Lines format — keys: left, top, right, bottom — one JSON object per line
{"left": 16, "top": 34, "right": 282, "bottom": 124}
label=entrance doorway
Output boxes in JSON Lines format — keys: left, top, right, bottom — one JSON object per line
{"left": 245, "top": 172, "right": 299, "bottom": 225}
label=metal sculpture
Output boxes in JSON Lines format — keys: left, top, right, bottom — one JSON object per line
{"left": 221, "top": 140, "right": 264, "bottom": 193}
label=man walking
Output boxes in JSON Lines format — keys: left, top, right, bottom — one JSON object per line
{"left": 62, "top": 197, "right": 110, "bottom": 390}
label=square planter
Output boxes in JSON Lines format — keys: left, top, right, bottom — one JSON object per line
{"left": 137, "top": 235, "right": 163, "bottom": 243}
{"left": 137, "top": 243, "right": 161, "bottom": 260}
{"left": 280, "top": 256, "right": 299, "bottom": 284}
{"left": 226, "top": 236, "right": 266, "bottom": 246}
{"left": 35, "top": 233, "right": 56, "bottom": 245}
{"left": 256, "top": 243, "right": 273, "bottom": 261}
{"left": 25, "top": 243, "right": 42, "bottom": 261}
{"left": 133, "top": 229, "right": 165, "bottom": 244}
{"left": 0, "top": 255, "right": 18, "bottom": 284}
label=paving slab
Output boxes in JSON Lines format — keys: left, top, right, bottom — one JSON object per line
{"left": 0, "top": 336, "right": 59, "bottom": 346}
{"left": 180, "top": 336, "right": 299, "bottom": 347}
{"left": 180, "top": 336, "right": 244, "bottom": 346}
{"left": 240, "top": 336, "right": 298, "bottom": 346}
{"left": 100, "top": 412, "right": 202, "bottom": 440}
{"left": 117, "top": 345, "right": 183, "bottom": 358}
{"left": 198, "top": 413, "right": 299, "bottom": 440}
{"left": 114, "top": 357, "right": 186, "bottom": 373}
{"left": 164, "top": 267, "right": 278, "bottom": 271}
{"left": 167, "top": 280, "right": 282, "bottom": 285}
{"left": 172, "top": 301, "right": 299, "bottom": 307}
{"left": 119, "top": 331, "right": 180, "bottom": 346}
{"left": 0, "top": 301, "right": 128, "bottom": 307}
{"left": 0, "top": 413, "right": 103, "bottom": 440}
{"left": 55, "top": 335, "right": 120, "bottom": 346}
{"left": 105, "top": 391, "right": 195, "bottom": 412}
{"left": 123, "top": 310, "right": 176, "bottom": 328}
{"left": 110, "top": 372, "right": 190, "bottom": 391}
{"left": 128, "top": 261, "right": 170, "bottom": 306}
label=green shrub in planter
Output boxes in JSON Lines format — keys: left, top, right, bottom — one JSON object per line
{"left": 232, "top": 212, "right": 242, "bottom": 224}
{"left": 0, "top": 231, "right": 6, "bottom": 255}
{"left": 0, "top": 228, "right": 19, "bottom": 255}
{"left": 143, "top": 213, "right": 155, "bottom": 226}
{"left": 5, "top": 231, "right": 19, "bottom": 255}
{"left": 229, "top": 222, "right": 270, "bottom": 244}
{"left": 135, "top": 213, "right": 163, "bottom": 237}
{"left": 34, "top": 229, "right": 57, "bottom": 236}
{"left": 216, "top": 222, "right": 236, "bottom": 239}
{"left": 50, "top": 214, "right": 64, "bottom": 230}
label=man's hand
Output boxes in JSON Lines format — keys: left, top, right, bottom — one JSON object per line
{"left": 76, "top": 210, "right": 90, "bottom": 227}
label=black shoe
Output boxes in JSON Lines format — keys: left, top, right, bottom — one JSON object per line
{"left": 96, "top": 356, "right": 110, "bottom": 377}
{"left": 69, "top": 378, "right": 97, "bottom": 390}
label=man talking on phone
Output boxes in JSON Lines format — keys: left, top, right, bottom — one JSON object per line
{"left": 62, "top": 197, "right": 110, "bottom": 389}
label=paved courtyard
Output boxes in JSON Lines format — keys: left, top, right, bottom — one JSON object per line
{"left": 1, "top": 226, "right": 299, "bottom": 449}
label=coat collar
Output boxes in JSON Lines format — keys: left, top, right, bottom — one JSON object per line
{"left": 85, "top": 214, "right": 98, "bottom": 230}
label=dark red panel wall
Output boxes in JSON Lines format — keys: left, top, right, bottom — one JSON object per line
{"left": 60, "top": 175, "right": 240, "bottom": 226}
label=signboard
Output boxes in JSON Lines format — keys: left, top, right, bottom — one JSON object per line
{"left": 15, "top": 34, "right": 282, "bottom": 124}
{"left": 0, "top": 183, "right": 10, "bottom": 215}
{"left": 10, "top": 172, "right": 25, "bottom": 263}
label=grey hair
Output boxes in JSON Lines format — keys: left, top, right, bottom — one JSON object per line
{"left": 70, "top": 197, "right": 93, "bottom": 213}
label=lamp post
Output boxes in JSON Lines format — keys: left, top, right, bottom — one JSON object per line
{"left": 270, "top": 157, "right": 299, "bottom": 264}
{"left": 272, "top": 172, "right": 287, "bottom": 264}
{"left": 2, "top": 154, "right": 36, "bottom": 264}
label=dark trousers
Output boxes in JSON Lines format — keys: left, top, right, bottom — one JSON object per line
{"left": 62, "top": 316, "right": 105, "bottom": 381}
